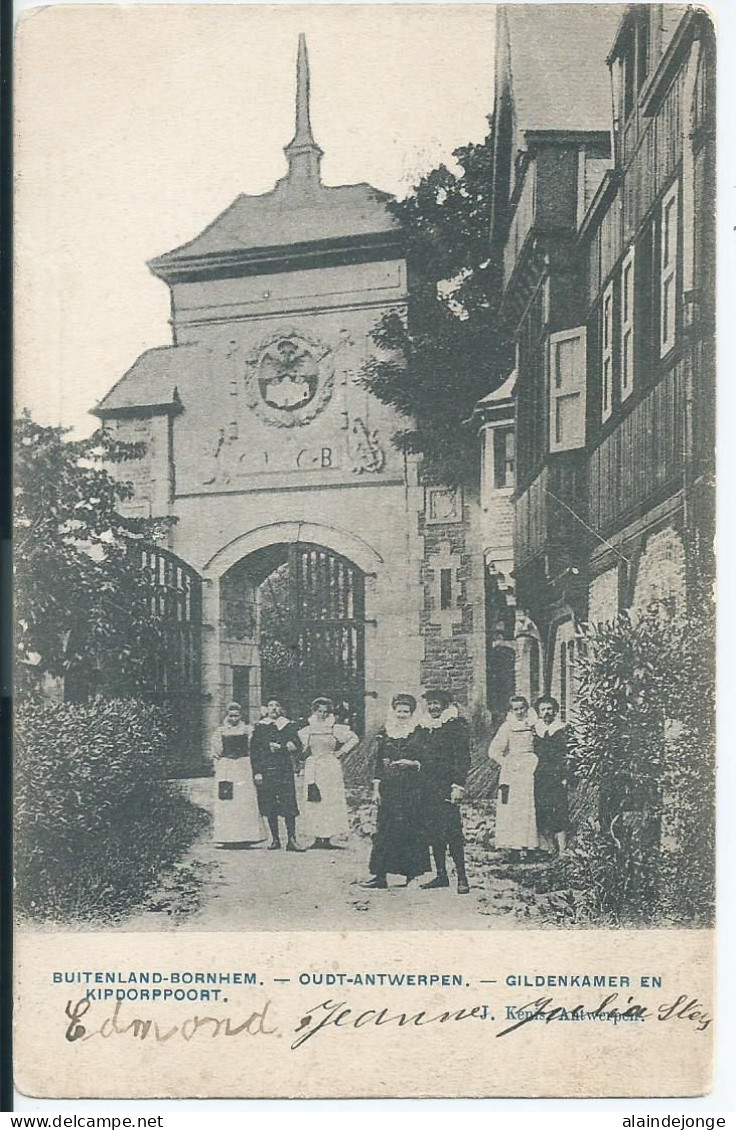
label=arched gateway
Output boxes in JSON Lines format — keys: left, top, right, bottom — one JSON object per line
{"left": 205, "top": 522, "right": 384, "bottom": 733}
{"left": 94, "top": 36, "right": 487, "bottom": 750}
{"left": 219, "top": 542, "right": 366, "bottom": 730}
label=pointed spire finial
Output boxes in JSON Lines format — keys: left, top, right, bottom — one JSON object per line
{"left": 284, "top": 33, "right": 323, "bottom": 184}
{"left": 293, "top": 33, "right": 315, "bottom": 148}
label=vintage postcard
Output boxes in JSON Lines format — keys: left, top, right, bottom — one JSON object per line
{"left": 13, "top": 2, "right": 716, "bottom": 1099}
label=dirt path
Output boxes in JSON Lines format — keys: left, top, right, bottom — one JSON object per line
{"left": 119, "top": 779, "right": 549, "bottom": 932}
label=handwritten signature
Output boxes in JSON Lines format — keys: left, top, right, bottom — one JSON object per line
{"left": 497, "top": 993, "right": 712, "bottom": 1037}
{"left": 291, "top": 998, "right": 487, "bottom": 1048}
{"left": 65, "top": 998, "right": 277, "bottom": 1043}
{"left": 63, "top": 990, "right": 712, "bottom": 1049}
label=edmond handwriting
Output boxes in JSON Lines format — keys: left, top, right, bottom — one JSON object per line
{"left": 64, "top": 998, "right": 278, "bottom": 1043}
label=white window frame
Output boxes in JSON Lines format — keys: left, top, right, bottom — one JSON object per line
{"left": 493, "top": 425, "right": 515, "bottom": 490}
{"left": 660, "top": 180, "right": 679, "bottom": 357}
{"left": 620, "top": 246, "right": 635, "bottom": 402}
{"left": 480, "top": 423, "right": 490, "bottom": 508}
{"left": 549, "top": 327, "right": 587, "bottom": 453}
{"left": 601, "top": 281, "right": 614, "bottom": 422}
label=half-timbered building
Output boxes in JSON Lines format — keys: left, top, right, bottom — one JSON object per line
{"left": 583, "top": 4, "right": 715, "bottom": 627}
{"left": 487, "top": 3, "right": 715, "bottom": 713}
{"left": 488, "top": 4, "right": 622, "bottom": 716}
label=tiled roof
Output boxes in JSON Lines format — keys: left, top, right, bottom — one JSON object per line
{"left": 149, "top": 177, "right": 398, "bottom": 274}
{"left": 93, "top": 345, "right": 200, "bottom": 415}
{"left": 503, "top": 4, "right": 623, "bottom": 134}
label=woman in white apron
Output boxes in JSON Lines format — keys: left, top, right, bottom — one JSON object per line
{"left": 210, "top": 702, "right": 265, "bottom": 848}
{"left": 488, "top": 695, "right": 539, "bottom": 859}
{"left": 298, "top": 697, "right": 359, "bottom": 848}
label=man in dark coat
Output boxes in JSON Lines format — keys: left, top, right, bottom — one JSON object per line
{"left": 415, "top": 689, "right": 471, "bottom": 894}
{"left": 533, "top": 696, "right": 570, "bottom": 855}
{"left": 250, "top": 698, "right": 305, "bottom": 852}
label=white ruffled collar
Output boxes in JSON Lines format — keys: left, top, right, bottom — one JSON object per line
{"left": 505, "top": 708, "right": 538, "bottom": 732}
{"left": 422, "top": 703, "right": 459, "bottom": 730}
{"left": 257, "top": 715, "right": 291, "bottom": 730}
{"left": 384, "top": 714, "right": 418, "bottom": 739}
{"left": 221, "top": 720, "right": 248, "bottom": 734}
{"left": 534, "top": 718, "right": 566, "bottom": 738}
{"left": 305, "top": 713, "right": 336, "bottom": 734}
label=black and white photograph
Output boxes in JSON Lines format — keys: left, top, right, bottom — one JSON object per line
{"left": 14, "top": 2, "right": 716, "bottom": 944}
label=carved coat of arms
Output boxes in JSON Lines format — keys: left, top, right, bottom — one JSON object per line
{"left": 244, "top": 331, "right": 334, "bottom": 427}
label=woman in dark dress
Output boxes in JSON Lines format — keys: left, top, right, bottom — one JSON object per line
{"left": 250, "top": 698, "right": 305, "bottom": 852}
{"left": 363, "top": 694, "right": 431, "bottom": 889}
{"left": 533, "top": 696, "right": 570, "bottom": 855}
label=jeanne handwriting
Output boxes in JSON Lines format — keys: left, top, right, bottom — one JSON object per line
{"left": 290, "top": 997, "right": 488, "bottom": 1049}
{"left": 65, "top": 998, "right": 277, "bottom": 1043}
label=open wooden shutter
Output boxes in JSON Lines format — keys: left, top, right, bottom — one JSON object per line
{"left": 549, "top": 327, "right": 587, "bottom": 452}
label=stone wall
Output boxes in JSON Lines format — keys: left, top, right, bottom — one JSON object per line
{"left": 106, "top": 415, "right": 174, "bottom": 519}
{"left": 588, "top": 566, "right": 619, "bottom": 624}
{"left": 631, "top": 526, "right": 687, "bottom": 616}
{"left": 418, "top": 486, "right": 486, "bottom": 711}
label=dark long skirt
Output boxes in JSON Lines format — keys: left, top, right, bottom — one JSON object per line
{"left": 369, "top": 768, "right": 430, "bottom": 879}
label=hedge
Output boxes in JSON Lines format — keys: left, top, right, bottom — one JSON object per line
{"left": 15, "top": 696, "right": 208, "bottom": 922}
{"left": 564, "top": 608, "right": 715, "bottom": 926}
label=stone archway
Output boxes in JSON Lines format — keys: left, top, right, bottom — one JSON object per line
{"left": 220, "top": 542, "right": 367, "bottom": 733}
{"left": 204, "top": 520, "right": 384, "bottom": 579}
{"left": 201, "top": 522, "right": 384, "bottom": 739}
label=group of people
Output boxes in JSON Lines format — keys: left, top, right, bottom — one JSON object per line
{"left": 210, "top": 696, "right": 359, "bottom": 853}
{"left": 488, "top": 694, "right": 571, "bottom": 860}
{"left": 209, "top": 687, "right": 571, "bottom": 894}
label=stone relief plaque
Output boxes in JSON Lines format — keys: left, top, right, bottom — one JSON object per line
{"left": 196, "top": 329, "right": 390, "bottom": 486}
{"left": 425, "top": 485, "right": 463, "bottom": 524}
{"left": 243, "top": 330, "right": 335, "bottom": 428}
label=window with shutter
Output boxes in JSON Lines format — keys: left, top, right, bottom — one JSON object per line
{"left": 601, "top": 283, "right": 614, "bottom": 421}
{"left": 621, "top": 246, "right": 635, "bottom": 401}
{"left": 549, "top": 327, "right": 587, "bottom": 452}
{"left": 660, "top": 181, "right": 679, "bottom": 357}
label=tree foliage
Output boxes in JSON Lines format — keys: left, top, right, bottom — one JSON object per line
{"left": 361, "top": 122, "right": 512, "bottom": 484}
{"left": 14, "top": 413, "right": 171, "bottom": 692}
{"left": 566, "top": 607, "right": 715, "bottom": 925}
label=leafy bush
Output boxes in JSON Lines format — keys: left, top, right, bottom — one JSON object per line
{"left": 15, "top": 696, "right": 208, "bottom": 922}
{"left": 566, "top": 608, "right": 715, "bottom": 926}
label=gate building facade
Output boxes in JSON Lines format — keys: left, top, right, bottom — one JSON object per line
{"left": 92, "top": 37, "right": 490, "bottom": 744}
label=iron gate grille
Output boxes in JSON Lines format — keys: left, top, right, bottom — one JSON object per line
{"left": 138, "top": 544, "right": 203, "bottom": 771}
{"left": 260, "top": 543, "right": 366, "bottom": 733}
